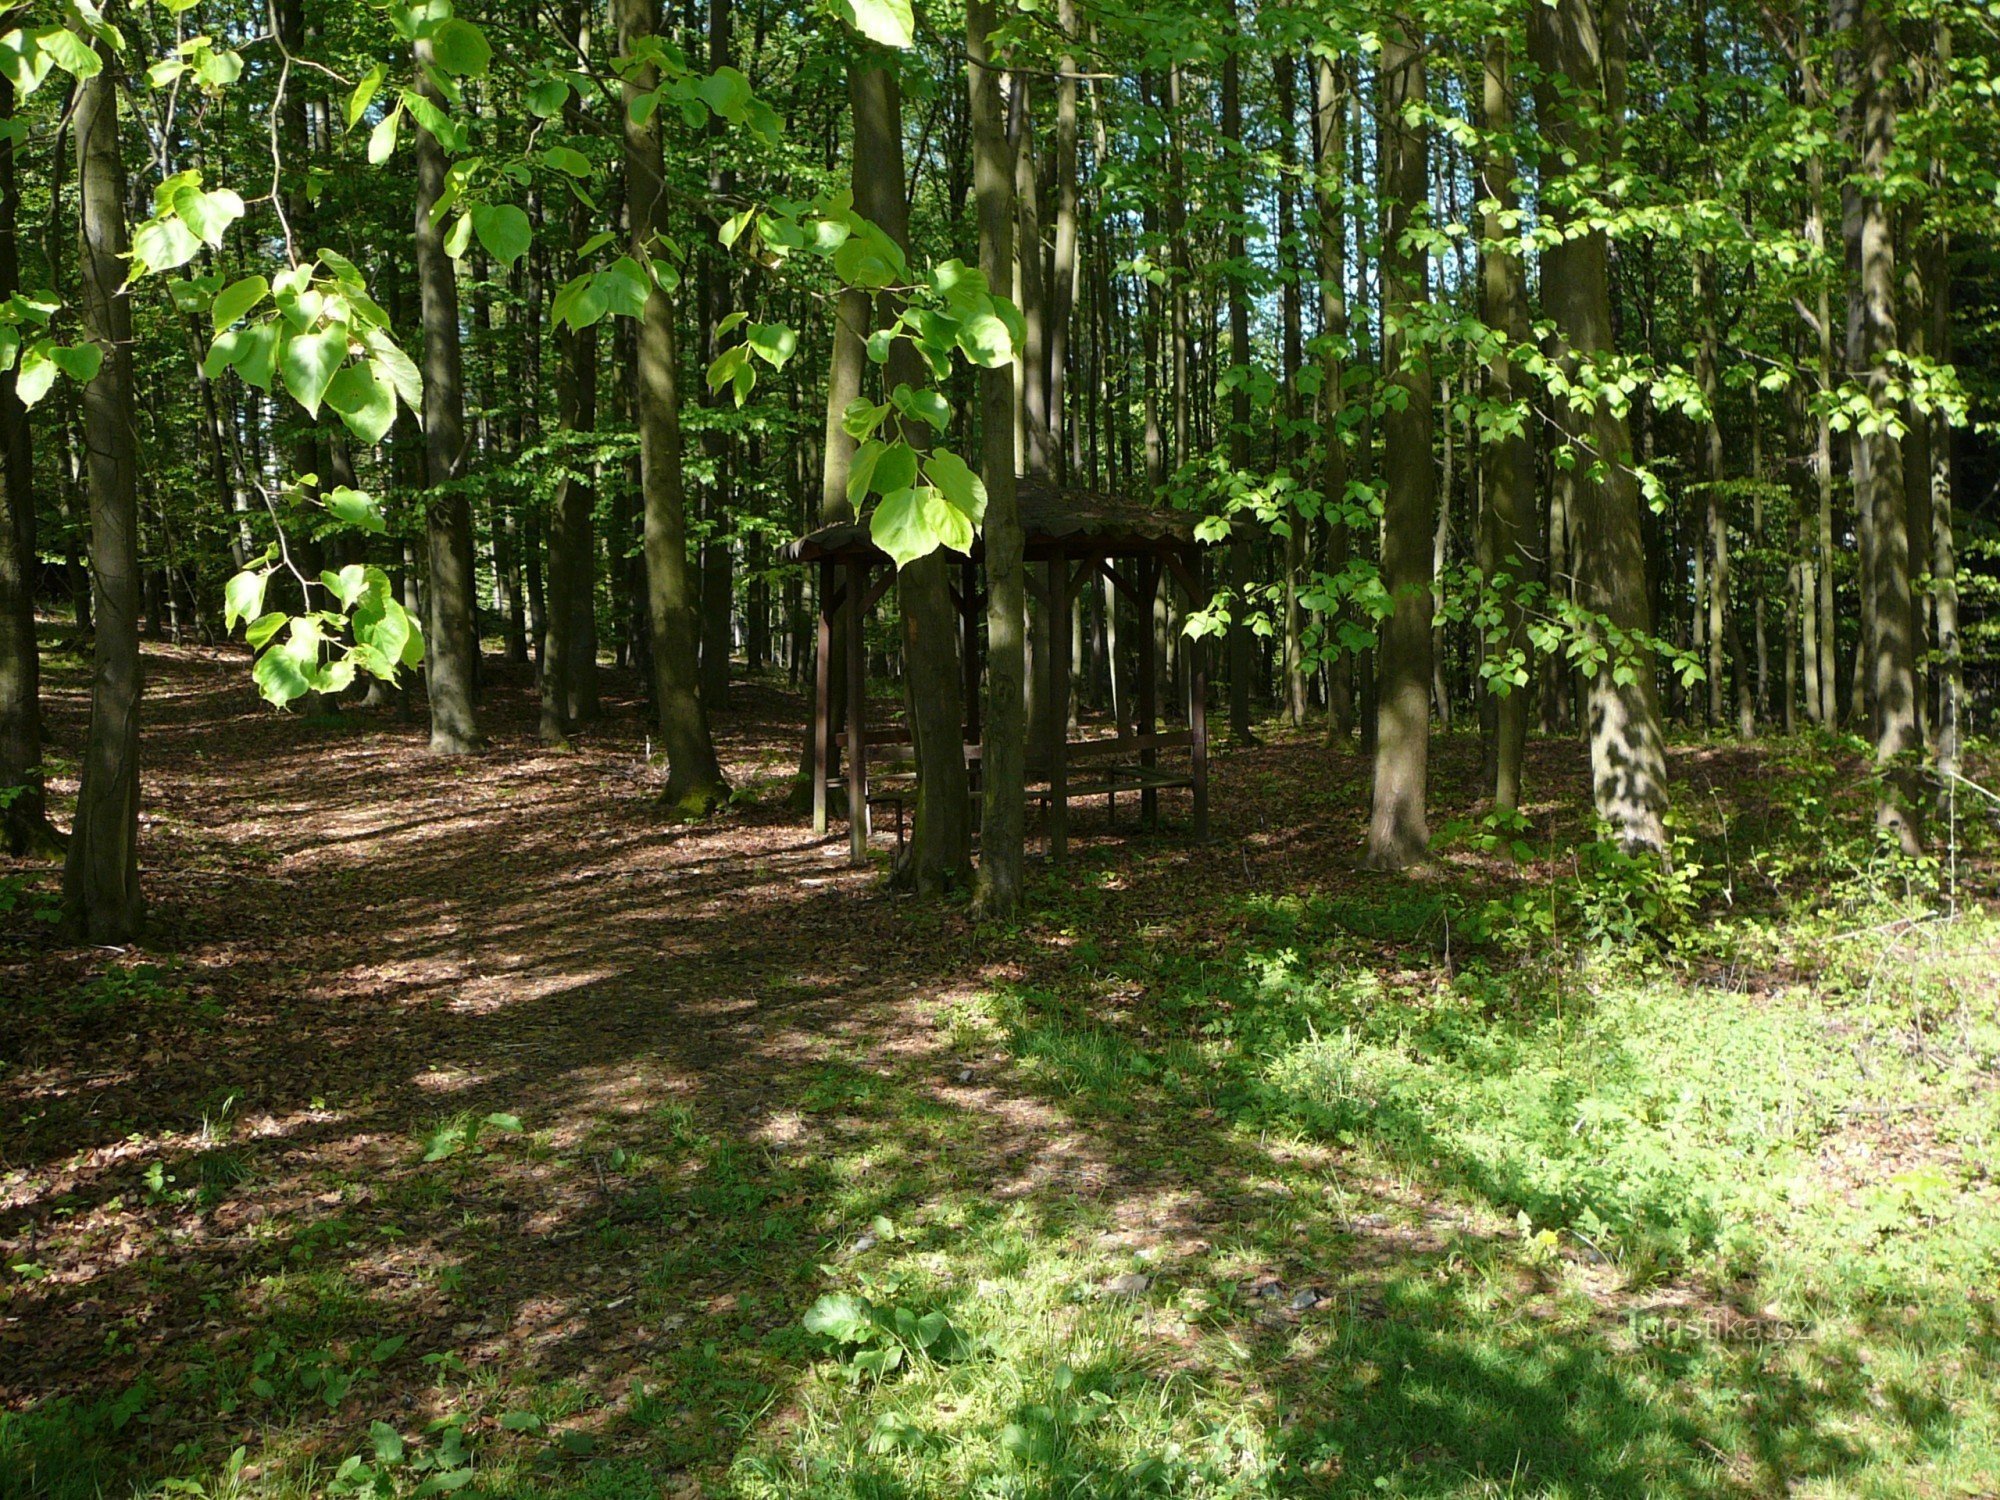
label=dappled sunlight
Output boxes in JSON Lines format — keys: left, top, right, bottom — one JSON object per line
{"left": 5, "top": 648, "right": 1998, "bottom": 1496}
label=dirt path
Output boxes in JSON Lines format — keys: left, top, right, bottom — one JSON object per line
{"left": 4, "top": 650, "right": 1424, "bottom": 1447}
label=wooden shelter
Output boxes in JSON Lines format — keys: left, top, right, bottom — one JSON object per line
{"left": 787, "top": 478, "right": 1212, "bottom": 864}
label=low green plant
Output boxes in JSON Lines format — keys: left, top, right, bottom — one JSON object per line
{"left": 802, "top": 1289, "right": 975, "bottom": 1380}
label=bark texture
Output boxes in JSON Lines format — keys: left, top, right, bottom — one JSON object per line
{"left": 64, "top": 50, "right": 145, "bottom": 941}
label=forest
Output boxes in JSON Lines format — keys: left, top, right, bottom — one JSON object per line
{"left": 2, "top": 0, "right": 2000, "bottom": 1489}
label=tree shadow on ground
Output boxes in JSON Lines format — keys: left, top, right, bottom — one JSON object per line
{"left": 1, "top": 647, "right": 1982, "bottom": 1497}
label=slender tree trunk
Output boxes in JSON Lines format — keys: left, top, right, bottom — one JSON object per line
{"left": 792, "top": 284, "right": 867, "bottom": 799}
{"left": 1691, "top": 3, "right": 1752, "bottom": 739}
{"left": 1362, "top": 17, "right": 1434, "bottom": 870}
{"left": 412, "top": 39, "right": 482, "bottom": 753}
{"left": 853, "top": 58, "right": 971, "bottom": 890}
{"left": 1530, "top": 0, "right": 1670, "bottom": 852}
{"left": 616, "top": 0, "right": 728, "bottom": 813}
{"left": 1802, "top": 66, "right": 1840, "bottom": 728}
{"left": 0, "top": 73, "right": 55, "bottom": 856}
{"left": 1275, "top": 50, "right": 1307, "bottom": 727}
{"left": 697, "top": 0, "right": 736, "bottom": 710}
{"left": 1836, "top": 0, "right": 1919, "bottom": 851}
{"left": 1047, "top": 0, "right": 1079, "bottom": 481}
{"left": 1478, "top": 35, "right": 1533, "bottom": 817}
{"left": 1922, "top": 31, "right": 1960, "bottom": 788}
{"left": 540, "top": 238, "right": 598, "bottom": 743}
{"left": 1220, "top": 8, "right": 1257, "bottom": 746}
{"left": 1314, "top": 55, "right": 1354, "bottom": 742}
{"left": 1014, "top": 81, "right": 1052, "bottom": 478}
{"left": 63, "top": 46, "right": 144, "bottom": 941}
{"left": 970, "top": 0, "right": 1025, "bottom": 916}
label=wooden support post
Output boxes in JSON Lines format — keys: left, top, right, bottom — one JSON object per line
{"left": 1136, "top": 553, "right": 1159, "bottom": 829}
{"left": 1050, "top": 550, "right": 1070, "bottom": 863}
{"left": 813, "top": 558, "right": 832, "bottom": 835}
{"left": 847, "top": 557, "right": 869, "bottom": 865}
{"left": 962, "top": 557, "right": 981, "bottom": 746}
{"left": 1187, "top": 546, "right": 1209, "bottom": 841}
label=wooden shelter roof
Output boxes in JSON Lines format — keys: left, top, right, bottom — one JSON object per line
{"left": 785, "top": 477, "right": 1203, "bottom": 563}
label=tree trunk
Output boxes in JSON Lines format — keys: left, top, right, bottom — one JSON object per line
{"left": 1921, "top": 30, "right": 1960, "bottom": 788}
{"left": 1477, "top": 35, "right": 1533, "bottom": 817}
{"left": 853, "top": 58, "right": 971, "bottom": 891}
{"left": 1529, "top": 0, "right": 1670, "bottom": 853}
{"left": 1047, "top": 0, "right": 1079, "bottom": 481}
{"left": 697, "top": 0, "right": 735, "bottom": 711}
{"left": 63, "top": 47, "right": 144, "bottom": 941}
{"left": 1362, "top": 17, "right": 1434, "bottom": 871}
{"left": 1314, "top": 55, "right": 1354, "bottom": 742}
{"left": 1221, "top": 9, "right": 1257, "bottom": 747}
{"left": 0, "top": 73, "right": 55, "bottom": 856}
{"left": 1836, "top": 0, "right": 1920, "bottom": 851}
{"left": 412, "top": 39, "right": 483, "bottom": 753}
{"left": 615, "top": 0, "right": 729, "bottom": 813}
{"left": 970, "top": 0, "right": 1025, "bottom": 917}
{"left": 1276, "top": 50, "right": 1307, "bottom": 727}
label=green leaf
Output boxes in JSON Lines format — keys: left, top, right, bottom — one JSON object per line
{"left": 49, "top": 343, "right": 103, "bottom": 382}
{"left": 224, "top": 570, "right": 268, "bottom": 632}
{"left": 211, "top": 274, "right": 269, "bottom": 331}
{"left": 925, "top": 450, "right": 986, "bottom": 526}
{"left": 841, "top": 398, "right": 887, "bottom": 441}
{"left": 254, "top": 648, "right": 312, "bottom": 712}
{"left": 871, "top": 441, "right": 917, "bottom": 496}
{"left": 693, "top": 66, "right": 752, "bottom": 123}
{"left": 525, "top": 77, "right": 569, "bottom": 117}
{"left": 596, "top": 256, "right": 651, "bottom": 319}
{"left": 870, "top": 487, "right": 938, "bottom": 569}
{"left": 846, "top": 439, "right": 884, "bottom": 508}
{"left": 542, "top": 144, "right": 590, "bottom": 177}
{"left": 13, "top": 345, "right": 55, "bottom": 407}
{"left": 411, "top": 1470, "right": 475, "bottom": 1496}
{"left": 207, "top": 322, "right": 280, "bottom": 390}
{"left": 279, "top": 325, "right": 347, "bottom": 416}
{"left": 193, "top": 47, "right": 242, "bottom": 88}
{"left": 326, "top": 364, "right": 395, "bottom": 444}
{"left": 470, "top": 203, "right": 531, "bottom": 267}
{"left": 802, "top": 1293, "right": 874, "bottom": 1343}
{"left": 833, "top": 0, "right": 914, "bottom": 48}
{"left": 834, "top": 225, "right": 904, "bottom": 290}
{"left": 363, "top": 327, "right": 424, "bottom": 413}
{"left": 499, "top": 1411, "right": 544, "bottom": 1432}
{"left": 312, "top": 656, "right": 356, "bottom": 695}
{"left": 0, "top": 30, "right": 58, "bottom": 96}
{"left": 443, "top": 212, "right": 474, "bottom": 259}
{"left": 892, "top": 382, "right": 949, "bottom": 433}
{"left": 369, "top": 1422, "right": 405, "bottom": 1464}
{"left": 955, "top": 309, "right": 1014, "bottom": 368}
{"left": 368, "top": 106, "right": 402, "bottom": 165}
{"left": 347, "top": 63, "right": 387, "bottom": 128}
{"left": 173, "top": 185, "right": 245, "bottom": 247}
{"left": 244, "top": 612, "right": 287, "bottom": 650}
{"left": 35, "top": 29, "right": 102, "bottom": 82}
{"left": 551, "top": 271, "right": 608, "bottom": 330}
{"left": 428, "top": 17, "right": 491, "bottom": 77}
{"left": 131, "top": 214, "right": 202, "bottom": 276}
{"left": 324, "top": 486, "right": 387, "bottom": 533}
{"left": 921, "top": 485, "right": 973, "bottom": 554}
{"left": 746, "top": 322, "right": 797, "bottom": 369}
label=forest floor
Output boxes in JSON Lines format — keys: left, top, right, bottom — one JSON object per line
{"left": 4, "top": 642, "right": 2000, "bottom": 1499}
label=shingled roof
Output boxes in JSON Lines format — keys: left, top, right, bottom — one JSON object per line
{"left": 786, "top": 476, "right": 1203, "bottom": 563}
